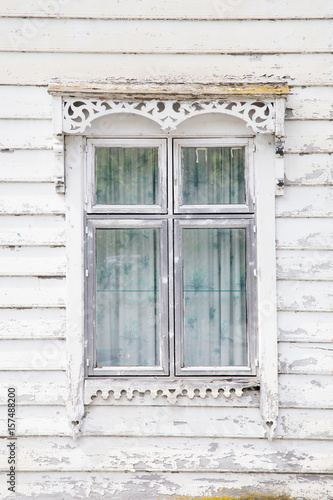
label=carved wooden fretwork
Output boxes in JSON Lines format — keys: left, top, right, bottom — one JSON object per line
{"left": 63, "top": 98, "right": 276, "bottom": 135}
{"left": 84, "top": 378, "right": 259, "bottom": 406}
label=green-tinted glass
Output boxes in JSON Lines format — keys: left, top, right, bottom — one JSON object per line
{"left": 182, "top": 228, "right": 247, "bottom": 367}
{"left": 181, "top": 146, "right": 245, "bottom": 205}
{"left": 95, "top": 147, "right": 159, "bottom": 205}
{"left": 95, "top": 228, "right": 160, "bottom": 367}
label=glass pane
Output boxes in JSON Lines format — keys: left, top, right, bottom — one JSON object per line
{"left": 95, "top": 228, "right": 160, "bottom": 367}
{"left": 95, "top": 147, "right": 159, "bottom": 205}
{"left": 182, "top": 228, "right": 247, "bottom": 367}
{"left": 181, "top": 146, "right": 245, "bottom": 205}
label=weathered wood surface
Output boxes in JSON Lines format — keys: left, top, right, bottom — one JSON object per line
{"left": 0, "top": 436, "right": 332, "bottom": 472}
{"left": 0, "top": 405, "right": 332, "bottom": 440}
{"left": 0, "top": 246, "right": 66, "bottom": 276}
{"left": 284, "top": 120, "right": 333, "bottom": 153}
{"left": 0, "top": 371, "right": 66, "bottom": 406}
{"left": 0, "top": 119, "right": 52, "bottom": 149}
{"left": 1, "top": 0, "right": 332, "bottom": 19}
{"left": 2, "top": 19, "right": 333, "bottom": 53}
{"left": 1, "top": 53, "right": 333, "bottom": 86}
{"left": 276, "top": 217, "right": 333, "bottom": 250}
{"left": 279, "top": 374, "right": 333, "bottom": 408}
{"left": 276, "top": 186, "right": 333, "bottom": 217}
{"left": 278, "top": 343, "right": 333, "bottom": 374}
{"left": 0, "top": 215, "right": 65, "bottom": 246}
{"left": 277, "top": 280, "right": 333, "bottom": 312}
{"left": 0, "top": 308, "right": 65, "bottom": 339}
{"left": 276, "top": 249, "right": 333, "bottom": 280}
{"left": 1, "top": 471, "right": 332, "bottom": 500}
{"left": 0, "top": 86, "right": 52, "bottom": 119}
{"left": 284, "top": 153, "right": 333, "bottom": 186}
{"left": 0, "top": 277, "right": 66, "bottom": 308}
{"left": 0, "top": 150, "right": 54, "bottom": 182}
{"left": 0, "top": 339, "right": 66, "bottom": 370}
{"left": 286, "top": 87, "right": 333, "bottom": 120}
{"left": 0, "top": 184, "right": 65, "bottom": 215}
{"left": 278, "top": 311, "right": 333, "bottom": 342}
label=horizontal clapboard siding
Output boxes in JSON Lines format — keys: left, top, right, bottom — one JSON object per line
{"left": 1, "top": 0, "right": 332, "bottom": 19}
{"left": 2, "top": 19, "right": 333, "bottom": 54}
{"left": 0, "top": 406, "right": 332, "bottom": 440}
{"left": 0, "top": 436, "right": 331, "bottom": 472}
{"left": 0, "top": 246, "right": 66, "bottom": 277}
{"left": 0, "top": 215, "right": 65, "bottom": 246}
{"left": 276, "top": 217, "right": 333, "bottom": 249}
{"left": 0, "top": 150, "right": 54, "bottom": 182}
{"left": 4, "top": 472, "right": 332, "bottom": 500}
{"left": 276, "top": 249, "right": 333, "bottom": 280}
{"left": 1, "top": 53, "right": 333, "bottom": 86}
{"left": 0, "top": 308, "right": 65, "bottom": 339}
{"left": 0, "top": 371, "right": 66, "bottom": 406}
{"left": 0, "top": 277, "right": 66, "bottom": 308}
{"left": 284, "top": 153, "right": 333, "bottom": 186}
{"left": 278, "top": 311, "right": 333, "bottom": 342}
{"left": 277, "top": 280, "right": 333, "bottom": 311}
{"left": 0, "top": 184, "right": 65, "bottom": 215}
{"left": 0, "top": 340, "right": 66, "bottom": 370}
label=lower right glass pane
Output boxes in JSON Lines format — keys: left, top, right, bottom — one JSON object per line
{"left": 182, "top": 228, "right": 247, "bottom": 368}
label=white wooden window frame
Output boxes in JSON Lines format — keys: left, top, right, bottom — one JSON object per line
{"left": 48, "top": 83, "right": 288, "bottom": 441}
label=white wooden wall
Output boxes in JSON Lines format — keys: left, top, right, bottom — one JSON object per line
{"left": 0, "top": 1, "right": 332, "bottom": 498}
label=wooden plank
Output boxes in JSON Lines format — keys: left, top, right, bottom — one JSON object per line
{"left": 0, "top": 406, "right": 69, "bottom": 437}
{"left": 276, "top": 218, "right": 333, "bottom": 250}
{"left": 285, "top": 120, "right": 333, "bottom": 153}
{"left": 0, "top": 277, "right": 66, "bottom": 308}
{"left": 0, "top": 371, "right": 66, "bottom": 405}
{"left": 278, "top": 311, "right": 333, "bottom": 343}
{"left": 276, "top": 249, "right": 333, "bottom": 280}
{"left": 0, "top": 119, "right": 52, "bottom": 149}
{"left": 0, "top": 215, "right": 65, "bottom": 246}
{"left": 279, "top": 374, "right": 333, "bottom": 408}
{"left": 0, "top": 339, "right": 66, "bottom": 370}
{"left": 286, "top": 87, "right": 333, "bottom": 120}
{"left": 0, "top": 246, "right": 66, "bottom": 277}
{"left": 1, "top": 0, "right": 332, "bottom": 19}
{"left": 0, "top": 183, "right": 65, "bottom": 215}
{"left": 0, "top": 85, "right": 52, "bottom": 119}
{"left": 2, "top": 405, "right": 331, "bottom": 440}
{"left": 284, "top": 153, "right": 333, "bottom": 186}
{"left": 0, "top": 150, "right": 54, "bottom": 182}
{"left": 0, "top": 308, "right": 65, "bottom": 339}
{"left": 276, "top": 186, "right": 333, "bottom": 218}
{"left": 1, "top": 53, "right": 333, "bottom": 86}
{"left": 81, "top": 406, "right": 333, "bottom": 440}
{"left": 3, "top": 436, "right": 332, "bottom": 472}
{"left": 2, "top": 18, "right": 333, "bottom": 54}
{"left": 278, "top": 343, "right": 333, "bottom": 375}
{"left": 3, "top": 472, "right": 333, "bottom": 500}
{"left": 277, "top": 280, "right": 333, "bottom": 312}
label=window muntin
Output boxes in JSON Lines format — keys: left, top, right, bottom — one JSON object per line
{"left": 86, "top": 136, "right": 256, "bottom": 377}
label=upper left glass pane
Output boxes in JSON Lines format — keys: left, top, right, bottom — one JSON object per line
{"left": 88, "top": 140, "right": 167, "bottom": 213}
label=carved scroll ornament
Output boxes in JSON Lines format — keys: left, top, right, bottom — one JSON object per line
{"left": 63, "top": 98, "right": 276, "bottom": 134}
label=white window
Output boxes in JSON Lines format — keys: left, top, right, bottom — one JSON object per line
{"left": 50, "top": 84, "right": 287, "bottom": 438}
{"left": 85, "top": 137, "right": 257, "bottom": 378}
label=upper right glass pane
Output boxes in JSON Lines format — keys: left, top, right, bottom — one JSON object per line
{"left": 181, "top": 146, "right": 245, "bottom": 206}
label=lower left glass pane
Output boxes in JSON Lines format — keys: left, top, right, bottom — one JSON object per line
{"left": 95, "top": 228, "right": 160, "bottom": 367}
